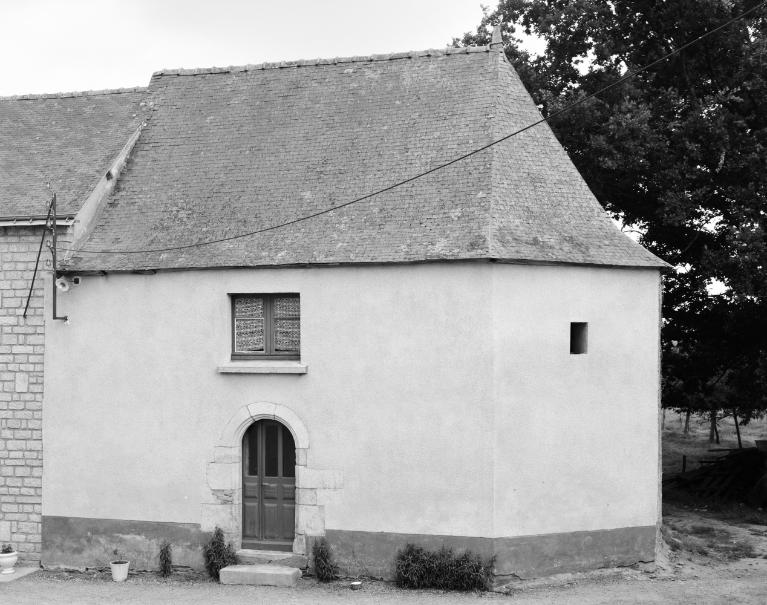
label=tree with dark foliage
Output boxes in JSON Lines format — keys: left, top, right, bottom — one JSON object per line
{"left": 457, "top": 1, "right": 767, "bottom": 432}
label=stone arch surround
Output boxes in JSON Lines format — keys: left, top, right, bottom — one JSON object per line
{"left": 203, "top": 402, "right": 342, "bottom": 554}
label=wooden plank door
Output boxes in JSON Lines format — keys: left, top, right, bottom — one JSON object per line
{"left": 242, "top": 420, "right": 296, "bottom": 551}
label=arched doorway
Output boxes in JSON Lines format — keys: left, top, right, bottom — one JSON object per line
{"left": 242, "top": 419, "right": 296, "bottom": 551}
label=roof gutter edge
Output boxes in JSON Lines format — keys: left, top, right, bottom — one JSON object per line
{"left": 0, "top": 215, "right": 74, "bottom": 227}
{"left": 59, "top": 256, "right": 670, "bottom": 275}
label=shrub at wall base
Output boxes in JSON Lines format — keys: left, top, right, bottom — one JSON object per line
{"left": 394, "top": 544, "right": 493, "bottom": 591}
{"left": 312, "top": 537, "right": 338, "bottom": 582}
{"left": 203, "top": 527, "right": 237, "bottom": 581}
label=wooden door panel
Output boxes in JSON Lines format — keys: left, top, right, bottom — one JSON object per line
{"left": 243, "top": 501, "right": 260, "bottom": 538}
{"left": 261, "top": 481, "right": 279, "bottom": 500}
{"left": 243, "top": 478, "right": 260, "bottom": 499}
{"left": 280, "top": 503, "right": 295, "bottom": 538}
{"left": 242, "top": 421, "right": 296, "bottom": 545}
{"left": 262, "top": 502, "right": 281, "bottom": 539}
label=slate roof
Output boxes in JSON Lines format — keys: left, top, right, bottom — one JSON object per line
{"left": 62, "top": 47, "right": 666, "bottom": 271}
{"left": 0, "top": 88, "right": 147, "bottom": 217}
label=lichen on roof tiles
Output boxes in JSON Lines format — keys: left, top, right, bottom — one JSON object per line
{"left": 0, "top": 88, "right": 149, "bottom": 217}
{"left": 56, "top": 47, "right": 665, "bottom": 271}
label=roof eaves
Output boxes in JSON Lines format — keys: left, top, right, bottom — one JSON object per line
{"left": 60, "top": 255, "right": 670, "bottom": 275}
{"left": 0, "top": 215, "right": 75, "bottom": 227}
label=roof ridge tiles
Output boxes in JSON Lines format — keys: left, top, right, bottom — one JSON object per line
{"left": 0, "top": 86, "right": 147, "bottom": 101}
{"left": 152, "top": 45, "right": 489, "bottom": 77}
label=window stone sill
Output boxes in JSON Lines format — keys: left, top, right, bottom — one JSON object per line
{"left": 217, "top": 360, "right": 308, "bottom": 374}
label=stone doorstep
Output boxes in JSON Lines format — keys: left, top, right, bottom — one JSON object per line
{"left": 236, "top": 549, "right": 308, "bottom": 569}
{"left": 219, "top": 564, "right": 301, "bottom": 587}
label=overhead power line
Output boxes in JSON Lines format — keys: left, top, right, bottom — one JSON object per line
{"left": 66, "top": 0, "right": 766, "bottom": 256}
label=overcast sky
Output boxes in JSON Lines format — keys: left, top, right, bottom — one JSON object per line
{"left": 0, "top": 0, "right": 494, "bottom": 96}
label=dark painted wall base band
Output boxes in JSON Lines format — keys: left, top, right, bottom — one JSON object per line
{"left": 322, "top": 525, "right": 656, "bottom": 580}
{"left": 42, "top": 516, "right": 209, "bottom": 570}
{"left": 42, "top": 515, "right": 655, "bottom": 580}
{"left": 492, "top": 525, "right": 656, "bottom": 579}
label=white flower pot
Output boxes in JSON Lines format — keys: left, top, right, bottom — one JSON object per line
{"left": 0, "top": 551, "right": 18, "bottom": 574}
{"left": 110, "top": 560, "right": 130, "bottom": 582}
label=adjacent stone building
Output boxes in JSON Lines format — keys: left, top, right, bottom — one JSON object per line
{"left": 0, "top": 89, "right": 146, "bottom": 562}
{"left": 0, "top": 225, "right": 49, "bottom": 559}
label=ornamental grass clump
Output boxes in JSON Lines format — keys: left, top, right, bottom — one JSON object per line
{"left": 203, "top": 527, "right": 237, "bottom": 581}
{"left": 312, "top": 537, "right": 338, "bottom": 582}
{"left": 394, "top": 544, "right": 493, "bottom": 591}
{"left": 158, "top": 540, "right": 173, "bottom": 577}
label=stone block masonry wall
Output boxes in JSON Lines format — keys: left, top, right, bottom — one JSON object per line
{"left": 0, "top": 226, "right": 49, "bottom": 563}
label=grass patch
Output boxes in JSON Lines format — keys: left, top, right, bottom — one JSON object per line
{"left": 679, "top": 535, "right": 710, "bottom": 556}
{"left": 664, "top": 489, "right": 767, "bottom": 526}
{"left": 716, "top": 541, "right": 757, "bottom": 561}
{"left": 663, "top": 521, "right": 757, "bottom": 561}
{"left": 688, "top": 524, "right": 719, "bottom": 536}
{"left": 661, "top": 525, "right": 683, "bottom": 552}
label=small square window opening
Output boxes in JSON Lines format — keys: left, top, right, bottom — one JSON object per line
{"left": 570, "top": 322, "right": 588, "bottom": 354}
{"left": 231, "top": 294, "right": 300, "bottom": 360}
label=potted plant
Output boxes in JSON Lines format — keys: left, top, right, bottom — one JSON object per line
{"left": 0, "top": 543, "right": 18, "bottom": 574}
{"left": 109, "top": 548, "right": 130, "bottom": 582}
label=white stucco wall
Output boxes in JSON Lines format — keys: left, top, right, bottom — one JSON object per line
{"left": 43, "top": 262, "right": 659, "bottom": 540}
{"left": 44, "top": 264, "right": 496, "bottom": 538}
{"left": 491, "top": 265, "right": 661, "bottom": 537}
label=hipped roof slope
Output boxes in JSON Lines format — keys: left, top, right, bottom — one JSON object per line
{"left": 0, "top": 89, "right": 148, "bottom": 217}
{"left": 64, "top": 47, "right": 665, "bottom": 271}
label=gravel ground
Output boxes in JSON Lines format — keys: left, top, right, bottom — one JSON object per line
{"left": 1, "top": 558, "right": 766, "bottom": 605}
{"left": 5, "top": 505, "right": 766, "bottom": 605}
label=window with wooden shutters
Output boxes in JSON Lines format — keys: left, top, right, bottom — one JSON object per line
{"left": 231, "top": 294, "right": 300, "bottom": 360}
